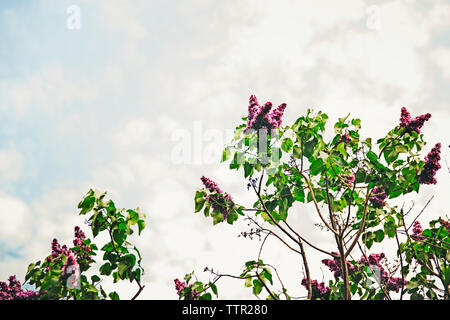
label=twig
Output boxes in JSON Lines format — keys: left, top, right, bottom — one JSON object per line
{"left": 345, "top": 186, "right": 372, "bottom": 257}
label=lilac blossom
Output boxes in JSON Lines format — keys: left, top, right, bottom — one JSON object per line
{"left": 418, "top": 143, "right": 441, "bottom": 185}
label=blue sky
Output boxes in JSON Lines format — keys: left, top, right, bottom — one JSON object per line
{"left": 0, "top": 0, "right": 449, "bottom": 299}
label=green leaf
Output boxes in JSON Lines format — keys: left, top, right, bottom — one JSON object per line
{"left": 263, "top": 269, "right": 273, "bottom": 285}
{"left": 244, "top": 163, "right": 254, "bottom": 178}
{"left": 78, "top": 195, "right": 96, "bottom": 215}
{"left": 294, "top": 188, "right": 305, "bottom": 202}
{"left": 230, "top": 152, "right": 241, "bottom": 170}
{"left": 389, "top": 188, "right": 403, "bottom": 199}
{"left": 384, "top": 148, "right": 399, "bottom": 164}
{"left": 137, "top": 219, "right": 146, "bottom": 235}
{"left": 281, "top": 138, "right": 293, "bottom": 153}
{"left": 351, "top": 118, "right": 361, "bottom": 129}
{"left": 366, "top": 151, "right": 378, "bottom": 163}
{"left": 27, "top": 263, "right": 36, "bottom": 274}
{"left": 222, "top": 148, "right": 231, "bottom": 162}
{"left": 309, "top": 158, "right": 324, "bottom": 176}
{"left": 194, "top": 191, "right": 206, "bottom": 213}
{"left": 303, "top": 138, "right": 317, "bottom": 159}
{"left": 278, "top": 198, "right": 288, "bottom": 221}
{"left": 118, "top": 262, "right": 128, "bottom": 278}
{"left": 395, "top": 145, "right": 408, "bottom": 153}
{"left": 350, "top": 283, "right": 358, "bottom": 295}
{"left": 293, "top": 146, "right": 302, "bottom": 158}
{"left": 211, "top": 210, "right": 225, "bottom": 225}
{"left": 99, "top": 262, "right": 113, "bottom": 276}
{"left": 422, "top": 229, "right": 431, "bottom": 237}
{"left": 336, "top": 142, "right": 348, "bottom": 157}
{"left": 199, "top": 293, "right": 212, "bottom": 300}
{"left": 85, "top": 284, "right": 99, "bottom": 294}
{"left": 209, "top": 282, "right": 218, "bottom": 296}
{"left": 355, "top": 169, "right": 366, "bottom": 183}
{"left": 384, "top": 218, "right": 396, "bottom": 238}
{"left": 252, "top": 279, "right": 263, "bottom": 295}
{"left": 109, "top": 291, "right": 120, "bottom": 300}
{"left": 374, "top": 229, "right": 385, "bottom": 242}
{"left": 124, "top": 254, "right": 136, "bottom": 267}
{"left": 226, "top": 210, "right": 238, "bottom": 224}
{"left": 406, "top": 281, "right": 419, "bottom": 290}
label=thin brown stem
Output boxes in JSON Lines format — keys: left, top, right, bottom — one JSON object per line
{"left": 299, "top": 171, "right": 339, "bottom": 236}
{"left": 255, "top": 272, "right": 277, "bottom": 300}
{"left": 279, "top": 220, "right": 337, "bottom": 257}
{"left": 298, "top": 238, "right": 312, "bottom": 300}
{"left": 394, "top": 230, "right": 406, "bottom": 300}
{"left": 345, "top": 187, "right": 372, "bottom": 258}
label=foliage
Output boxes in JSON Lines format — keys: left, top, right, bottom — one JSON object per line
{"left": 2, "top": 189, "right": 147, "bottom": 300}
{"left": 182, "top": 96, "right": 448, "bottom": 300}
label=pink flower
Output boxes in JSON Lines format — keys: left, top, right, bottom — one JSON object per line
{"left": 418, "top": 143, "right": 441, "bottom": 185}
{"left": 398, "top": 107, "right": 431, "bottom": 134}
{"left": 174, "top": 278, "right": 186, "bottom": 295}
{"left": 440, "top": 218, "right": 450, "bottom": 233}
{"left": 301, "top": 278, "right": 331, "bottom": 300}
{"left": 322, "top": 252, "right": 357, "bottom": 279}
{"left": 411, "top": 221, "right": 425, "bottom": 241}
{"left": 0, "top": 275, "right": 40, "bottom": 300}
{"left": 369, "top": 187, "right": 387, "bottom": 208}
{"left": 201, "top": 176, "right": 223, "bottom": 194}
{"left": 200, "top": 176, "right": 234, "bottom": 221}
{"left": 245, "top": 95, "right": 287, "bottom": 132}
{"left": 339, "top": 133, "right": 352, "bottom": 144}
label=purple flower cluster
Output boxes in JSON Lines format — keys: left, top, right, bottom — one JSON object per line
{"left": 440, "top": 218, "right": 450, "bottom": 233}
{"left": 62, "top": 254, "right": 78, "bottom": 278}
{"left": 201, "top": 176, "right": 223, "bottom": 194}
{"left": 45, "top": 231, "right": 83, "bottom": 277}
{"left": 73, "top": 226, "right": 92, "bottom": 263}
{"left": 398, "top": 107, "right": 431, "bottom": 134}
{"left": 174, "top": 278, "right": 200, "bottom": 300}
{"left": 301, "top": 278, "right": 331, "bottom": 300}
{"left": 201, "top": 176, "right": 233, "bottom": 220}
{"left": 410, "top": 221, "right": 425, "bottom": 241}
{"left": 358, "top": 253, "right": 387, "bottom": 275}
{"left": 369, "top": 187, "right": 387, "bottom": 209}
{"left": 322, "top": 253, "right": 357, "bottom": 279}
{"left": 321, "top": 252, "right": 405, "bottom": 293}
{"left": 342, "top": 173, "right": 355, "bottom": 188}
{"left": 245, "top": 95, "right": 287, "bottom": 132}
{"left": 358, "top": 253, "right": 405, "bottom": 292}
{"left": 386, "top": 277, "right": 407, "bottom": 293}
{"left": 418, "top": 143, "right": 441, "bottom": 185}
{"left": 0, "top": 275, "right": 40, "bottom": 300}
{"left": 46, "top": 238, "right": 71, "bottom": 269}
{"left": 339, "top": 133, "right": 352, "bottom": 144}
{"left": 174, "top": 278, "right": 186, "bottom": 295}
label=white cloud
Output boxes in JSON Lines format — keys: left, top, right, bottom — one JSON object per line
{"left": 0, "top": 149, "right": 23, "bottom": 182}
{"left": 432, "top": 47, "right": 450, "bottom": 79}
{"left": 0, "top": 194, "right": 32, "bottom": 247}
{"left": 0, "top": 65, "right": 97, "bottom": 118}
{"left": 112, "top": 118, "right": 153, "bottom": 147}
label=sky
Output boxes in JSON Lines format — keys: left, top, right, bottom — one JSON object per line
{"left": 0, "top": 0, "right": 449, "bottom": 299}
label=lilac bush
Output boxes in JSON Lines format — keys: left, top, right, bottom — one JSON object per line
{"left": 1, "top": 190, "right": 147, "bottom": 300}
{"left": 179, "top": 95, "right": 448, "bottom": 300}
